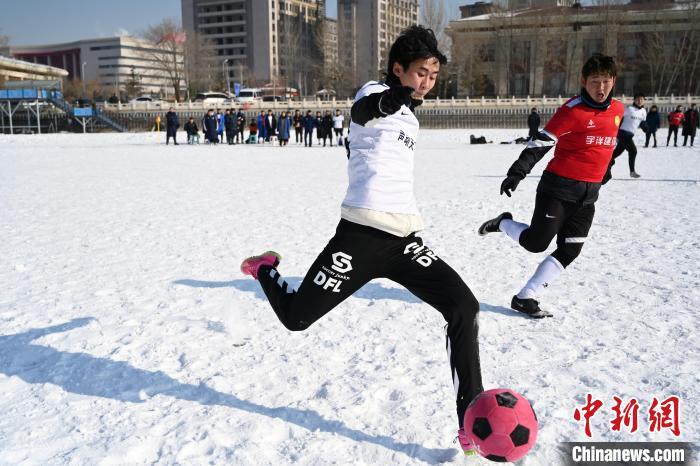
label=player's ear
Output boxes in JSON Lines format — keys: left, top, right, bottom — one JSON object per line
{"left": 393, "top": 62, "right": 405, "bottom": 78}
{"left": 580, "top": 76, "right": 586, "bottom": 87}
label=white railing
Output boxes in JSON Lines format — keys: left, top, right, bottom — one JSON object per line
{"left": 98, "top": 94, "right": 699, "bottom": 112}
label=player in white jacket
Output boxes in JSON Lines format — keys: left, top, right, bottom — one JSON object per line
{"left": 241, "top": 26, "right": 483, "bottom": 455}
{"left": 611, "top": 93, "right": 647, "bottom": 178}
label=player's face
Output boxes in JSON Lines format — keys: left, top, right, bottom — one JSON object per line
{"left": 634, "top": 96, "right": 645, "bottom": 107}
{"left": 393, "top": 57, "right": 440, "bottom": 100}
{"left": 581, "top": 74, "right": 615, "bottom": 103}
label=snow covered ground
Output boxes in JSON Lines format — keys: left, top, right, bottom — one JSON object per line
{"left": 0, "top": 130, "right": 698, "bottom": 465}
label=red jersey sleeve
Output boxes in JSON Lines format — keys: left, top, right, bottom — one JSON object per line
{"left": 543, "top": 104, "right": 574, "bottom": 141}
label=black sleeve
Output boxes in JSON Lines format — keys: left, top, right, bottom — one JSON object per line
{"left": 350, "top": 91, "right": 387, "bottom": 127}
{"left": 506, "top": 131, "right": 556, "bottom": 179}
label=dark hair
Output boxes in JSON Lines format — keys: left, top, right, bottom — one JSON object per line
{"left": 633, "top": 92, "right": 645, "bottom": 99}
{"left": 581, "top": 53, "right": 617, "bottom": 79}
{"left": 386, "top": 25, "right": 447, "bottom": 85}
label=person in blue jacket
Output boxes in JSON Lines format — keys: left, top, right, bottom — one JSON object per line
{"left": 302, "top": 110, "right": 316, "bottom": 147}
{"left": 215, "top": 109, "right": 225, "bottom": 143}
{"left": 644, "top": 105, "right": 660, "bottom": 148}
{"left": 257, "top": 111, "right": 267, "bottom": 144}
{"left": 277, "top": 111, "right": 292, "bottom": 146}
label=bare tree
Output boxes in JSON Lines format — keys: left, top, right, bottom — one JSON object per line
{"left": 123, "top": 66, "right": 143, "bottom": 99}
{"left": 278, "top": 6, "right": 325, "bottom": 97}
{"left": 638, "top": 2, "right": 700, "bottom": 96}
{"left": 420, "top": 0, "right": 452, "bottom": 55}
{"left": 141, "top": 19, "right": 186, "bottom": 101}
{"left": 183, "top": 31, "right": 219, "bottom": 97}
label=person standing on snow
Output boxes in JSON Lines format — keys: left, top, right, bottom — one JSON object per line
{"left": 611, "top": 93, "right": 646, "bottom": 178}
{"left": 203, "top": 109, "right": 219, "bottom": 144}
{"left": 644, "top": 105, "right": 660, "bottom": 148}
{"left": 293, "top": 109, "right": 304, "bottom": 144}
{"left": 667, "top": 106, "right": 684, "bottom": 147}
{"left": 333, "top": 109, "right": 345, "bottom": 147}
{"left": 682, "top": 103, "right": 698, "bottom": 147}
{"left": 321, "top": 110, "right": 334, "bottom": 147}
{"left": 527, "top": 107, "right": 540, "bottom": 141}
{"left": 240, "top": 26, "right": 484, "bottom": 456}
{"left": 165, "top": 107, "right": 179, "bottom": 145}
{"left": 302, "top": 110, "right": 316, "bottom": 147}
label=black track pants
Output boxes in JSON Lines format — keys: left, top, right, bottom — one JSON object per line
{"left": 518, "top": 193, "right": 595, "bottom": 267}
{"left": 645, "top": 131, "right": 657, "bottom": 147}
{"left": 257, "top": 219, "right": 483, "bottom": 426}
{"left": 612, "top": 130, "right": 637, "bottom": 172}
{"left": 667, "top": 126, "right": 679, "bottom": 146}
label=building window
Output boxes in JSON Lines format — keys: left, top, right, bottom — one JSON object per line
{"left": 583, "top": 38, "right": 604, "bottom": 59}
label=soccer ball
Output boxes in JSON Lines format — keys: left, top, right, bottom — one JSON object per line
{"left": 463, "top": 388, "right": 538, "bottom": 462}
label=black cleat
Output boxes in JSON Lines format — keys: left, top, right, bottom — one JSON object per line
{"left": 511, "top": 295, "right": 553, "bottom": 318}
{"left": 478, "top": 212, "right": 513, "bottom": 236}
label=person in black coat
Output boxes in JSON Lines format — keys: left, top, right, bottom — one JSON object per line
{"left": 235, "top": 109, "right": 246, "bottom": 143}
{"left": 527, "top": 107, "right": 540, "bottom": 141}
{"left": 302, "top": 110, "right": 316, "bottom": 147}
{"left": 184, "top": 117, "right": 200, "bottom": 144}
{"left": 165, "top": 108, "right": 179, "bottom": 145}
{"left": 314, "top": 111, "right": 324, "bottom": 145}
{"left": 224, "top": 109, "right": 236, "bottom": 145}
{"left": 682, "top": 103, "right": 698, "bottom": 147}
{"left": 644, "top": 105, "right": 661, "bottom": 148}
{"left": 321, "top": 110, "right": 334, "bottom": 147}
{"left": 293, "top": 109, "right": 303, "bottom": 144}
{"left": 264, "top": 109, "right": 277, "bottom": 142}
{"left": 203, "top": 109, "right": 219, "bottom": 144}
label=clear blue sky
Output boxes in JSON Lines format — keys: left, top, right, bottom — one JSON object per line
{"left": 3, "top": 0, "right": 594, "bottom": 46}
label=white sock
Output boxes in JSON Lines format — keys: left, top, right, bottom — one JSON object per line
{"left": 500, "top": 218, "right": 528, "bottom": 243}
{"left": 517, "top": 255, "right": 564, "bottom": 299}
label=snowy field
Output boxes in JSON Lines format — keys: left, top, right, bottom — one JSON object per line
{"left": 0, "top": 130, "right": 698, "bottom": 465}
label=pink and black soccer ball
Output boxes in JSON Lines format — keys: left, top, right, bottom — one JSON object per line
{"left": 463, "top": 388, "right": 538, "bottom": 462}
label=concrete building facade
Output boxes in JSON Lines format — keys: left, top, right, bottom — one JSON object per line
{"left": 337, "top": 0, "right": 419, "bottom": 88}
{"left": 10, "top": 36, "right": 184, "bottom": 98}
{"left": 324, "top": 17, "right": 338, "bottom": 74}
{"left": 0, "top": 56, "right": 68, "bottom": 86}
{"left": 181, "top": 0, "right": 324, "bottom": 92}
{"left": 447, "top": 0, "right": 700, "bottom": 97}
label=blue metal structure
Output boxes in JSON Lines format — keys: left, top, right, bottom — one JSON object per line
{"left": 0, "top": 83, "right": 127, "bottom": 133}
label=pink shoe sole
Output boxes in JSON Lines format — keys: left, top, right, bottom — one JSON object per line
{"left": 240, "top": 251, "right": 281, "bottom": 279}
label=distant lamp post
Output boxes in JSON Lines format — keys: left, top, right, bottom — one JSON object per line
{"left": 222, "top": 58, "right": 231, "bottom": 96}
{"left": 81, "top": 61, "right": 88, "bottom": 97}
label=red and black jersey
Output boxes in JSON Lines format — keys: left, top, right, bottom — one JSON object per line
{"left": 668, "top": 111, "right": 684, "bottom": 127}
{"left": 505, "top": 90, "right": 625, "bottom": 205}
{"left": 543, "top": 96, "right": 624, "bottom": 183}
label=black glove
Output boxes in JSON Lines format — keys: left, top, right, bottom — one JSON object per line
{"left": 500, "top": 175, "right": 521, "bottom": 197}
{"left": 602, "top": 167, "right": 612, "bottom": 184}
{"left": 379, "top": 86, "right": 414, "bottom": 115}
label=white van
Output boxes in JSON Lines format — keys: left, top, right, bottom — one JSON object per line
{"left": 194, "top": 92, "right": 231, "bottom": 105}
{"left": 237, "top": 88, "right": 263, "bottom": 103}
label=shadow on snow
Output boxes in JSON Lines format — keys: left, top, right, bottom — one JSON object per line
{"left": 0, "top": 318, "right": 456, "bottom": 463}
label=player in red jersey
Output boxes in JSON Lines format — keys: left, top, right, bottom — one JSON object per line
{"left": 478, "top": 54, "right": 625, "bottom": 318}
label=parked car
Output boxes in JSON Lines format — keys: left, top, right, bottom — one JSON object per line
{"left": 262, "top": 95, "right": 286, "bottom": 103}
{"left": 194, "top": 92, "right": 231, "bottom": 105}
{"left": 128, "top": 96, "right": 164, "bottom": 106}
{"left": 237, "top": 88, "right": 263, "bottom": 104}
